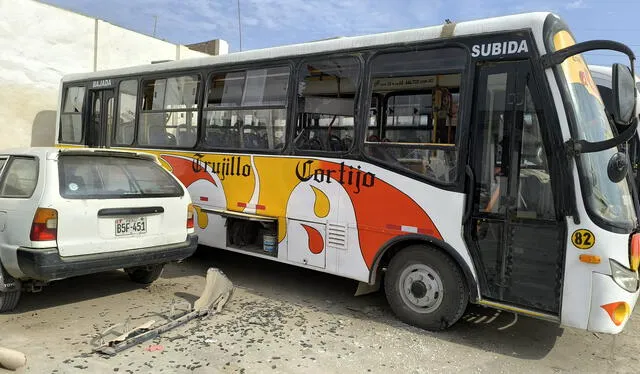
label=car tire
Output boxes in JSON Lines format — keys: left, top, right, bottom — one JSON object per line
{"left": 0, "top": 290, "right": 20, "bottom": 313}
{"left": 125, "top": 264, "right": 164, "bottom": 284}
{"left": 0, "top": 265, "right": 21, "bottom": 312}
{"left": 384, "top": 245, "right": 468, "bottom": 331}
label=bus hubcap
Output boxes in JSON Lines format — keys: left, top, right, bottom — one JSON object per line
{"left": 399, "top": 264, "right": 443, "bottom": 313}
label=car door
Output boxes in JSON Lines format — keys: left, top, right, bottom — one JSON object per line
{"left": 0, "top": 156, "right": 41, "bottom": 257}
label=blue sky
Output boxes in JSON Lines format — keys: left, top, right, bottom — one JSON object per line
{"left": 43, "top": 0, "right": 640, "bottom": 67}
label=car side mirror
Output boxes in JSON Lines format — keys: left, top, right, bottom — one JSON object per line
{"left": 611, "top": 63, "right": 636, "bottom": 126}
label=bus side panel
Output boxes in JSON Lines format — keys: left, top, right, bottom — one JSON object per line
{"left": 154, "top": 151, "right": 476, "bottom": 287}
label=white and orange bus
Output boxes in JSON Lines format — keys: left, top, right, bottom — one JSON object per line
{"left": 53, "top": 12, "right": 640, "bottom": 333}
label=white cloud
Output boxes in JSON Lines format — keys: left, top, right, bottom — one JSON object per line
{"left": 44, "top": 0, "right": 446, "bottom": 50}
{"left": 44, "top": 0, "right": 569, "bottom": 51}
{"left": 566, "top": 0, "right": 587, "bottom": 9}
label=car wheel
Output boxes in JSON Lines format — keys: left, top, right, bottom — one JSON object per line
{"left": 384, "top": 245, "right": 468, "bottom": 331}
{"left": 0, "top": 290, "right": 20, "bottom": 313}
{"left": 0, "top": 266, "right": 21, "bottom": 312}
{"left": 125, "top": 264, "right": 164, "bottom": 284}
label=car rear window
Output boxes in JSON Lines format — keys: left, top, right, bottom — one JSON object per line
{"left": 59, "top": 155, "right": 184, "bottom": 199}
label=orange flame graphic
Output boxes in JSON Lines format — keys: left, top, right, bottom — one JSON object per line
{"left": 301, "top": 224, "right": 324, "bottom": 254}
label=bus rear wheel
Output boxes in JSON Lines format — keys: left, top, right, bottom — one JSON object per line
{"left": 384, "top": 245, "right": 468, "bottom": 331}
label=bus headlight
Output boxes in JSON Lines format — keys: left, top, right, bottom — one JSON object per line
{"left": 610, "top": 259, "right": 639, "bottom": 292}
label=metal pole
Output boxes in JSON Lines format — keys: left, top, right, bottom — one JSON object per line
{"left": 237, "top": 0, "right": 242, "bottom": 51}
{"left": 153, "top": 15, "right": 158, "bottom": 37}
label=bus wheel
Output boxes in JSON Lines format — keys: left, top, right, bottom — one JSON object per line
{"left": 384, "top": 245, "right": 468, "bottom": 331}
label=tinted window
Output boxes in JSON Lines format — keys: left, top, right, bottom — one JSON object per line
{"left": 203, "top": 67, "right": 290, "bottom": 150}
{"left": 114, "top": 80, "right": 138, "bottom": 145}
{"left": 59, "top": 155, "right": 183, "bottom": 199}
{"left": 139, "top": 75, "right": 200, "bottom": 148}
{"left": 517, "top": 86, "right": 555, "bottom": 220}
{"left": 294, "top": 57, "right": 360, "bottom": 152}
{"left": 60, "top": 86, "right": 86, "bottom": 143}
{"left": 0, "top": 157, "right": 38, "bottom": 198}
{"left": 364, "top": 48, "right": 465, "bottom": 184}
{"left": 478, "top": 72, "right": 508, "bottom": 214}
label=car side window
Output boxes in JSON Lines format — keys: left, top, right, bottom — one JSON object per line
{"left": 0, "top": 157, "right": 38, "bottom": 198}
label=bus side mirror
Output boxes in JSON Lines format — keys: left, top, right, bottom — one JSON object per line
{"left": 611, "top": 63, "right": 636, "bottom": 126}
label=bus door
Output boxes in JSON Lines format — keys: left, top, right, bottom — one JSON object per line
{"left": 466, "top": 60, "right": 565, "bottom": 314}
{"left": 86, "top": 88, "right": 115, "bottom": 148}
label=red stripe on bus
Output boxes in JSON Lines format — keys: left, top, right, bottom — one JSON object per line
{"left": 256, "top": 204, "right": 266, "bottom": 210}
{"left": 386, "top": 224, "right": 402, "bottom": 231}
{"left": 237, "top": 202, "right": 247, "bottom": 208}
{"left": 417, "top": 228, "right": 435, "bottom": 235}
{"left": 200, "top": 196, "right": 209, "bottom": 202}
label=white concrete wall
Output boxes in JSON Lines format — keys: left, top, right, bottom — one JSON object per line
{"left": 0, "top": 0, "right": 225, "bottom": 149}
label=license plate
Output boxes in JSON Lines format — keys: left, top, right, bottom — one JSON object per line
{"left": 115, "top": 217, "right": 147, "bottom": 236}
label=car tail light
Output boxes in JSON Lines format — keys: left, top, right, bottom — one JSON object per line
{"left": 30, "top": 208, "right": 58, "bottom": 241}
{"left": 187, "top": 204, "right": 194, "bottom": 229}
{"left": 630, "top": 233, "right": 640, "bottom": 272}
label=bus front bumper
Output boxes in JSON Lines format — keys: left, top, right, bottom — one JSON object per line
{"left": 587, "top": 272, "right": 639, "bottom": 334}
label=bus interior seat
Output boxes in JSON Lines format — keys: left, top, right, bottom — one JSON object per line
{"left": 205, "top": 128, "right": 222, "bottom": 147}
{"left": 147, "top": 125, "right": 176, "bottom": 146}
{"left": 148, "top": 125, "right": 167, "bottom": 145}
{"left": 519, "top": 171, "right": 554, "bottom": 219}
{"left": 242, "top": 130, "right": 263, "bottom": 149}
{"left": 206, "top": 128, "right": 238, "bottom": 148}
{"left": 177, "top": 124, "right": 197, "bottom": 147}
{"left": 115, "top": 123, "right": 134, "bottom": 144}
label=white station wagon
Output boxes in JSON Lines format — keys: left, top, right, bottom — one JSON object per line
{"left": 0, "top": 147, "right": 198, "bottom": 312}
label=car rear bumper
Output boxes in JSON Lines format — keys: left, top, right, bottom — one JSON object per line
{"left": 16, "top": 234, "right": 198, "bottom": 281}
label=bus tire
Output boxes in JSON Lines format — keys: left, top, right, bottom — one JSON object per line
{"left": 125, "top": 264, "right": 164, "bottom": 284}
{"left": 384, "top": 245, "right": 468, "bottom": 331}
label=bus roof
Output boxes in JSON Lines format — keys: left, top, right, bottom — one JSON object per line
{"left": 62, "top": 12, "right": 554, "bottom": 82}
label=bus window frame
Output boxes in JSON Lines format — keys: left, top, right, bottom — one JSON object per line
{"left": 200, "top": 63, "right": 295, "bottom": 154}
{"left": 379, "top": 88, "right": 461, "bottom": 146}
{"left": 136, "top": 72, "right": 203, "bottom": 150}
{"left": 112, "top": 78, "right": 139, "bottom": 147}
{"left": 127, "top": 70, "right": 203, "bottom": 151}
{"left": 361, "top": 45, "right": 469, "bottom": 187}
{"left": 291, "top": 53, "right": 365, "bottom": 158}
{"left": 59, "top": 82, "right": 90, "bottom": 145}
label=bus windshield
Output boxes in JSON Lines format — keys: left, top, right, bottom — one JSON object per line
{"left": 553, "top": 31, "right": 636, "bottom": 230}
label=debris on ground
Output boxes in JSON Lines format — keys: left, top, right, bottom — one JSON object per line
{"left": 144, "top": 345, "right": 164, "bottom": 352}
{"left": 0, "top": 346, "right": 27, "bottom": 371}
{"left": 91, "top": 268, "right": 233, "bottom": 356}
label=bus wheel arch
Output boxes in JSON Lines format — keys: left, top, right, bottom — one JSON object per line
{"left": 370, "top": 235, "right": 479, "bottom": 302}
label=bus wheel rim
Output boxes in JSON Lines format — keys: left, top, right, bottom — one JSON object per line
{"left": 398, "top": 264, "right": 444, "bottom": 314}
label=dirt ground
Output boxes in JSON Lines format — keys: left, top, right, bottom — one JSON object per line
{"left": 1, "top": 247, "right": 639, "bottom": 373}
